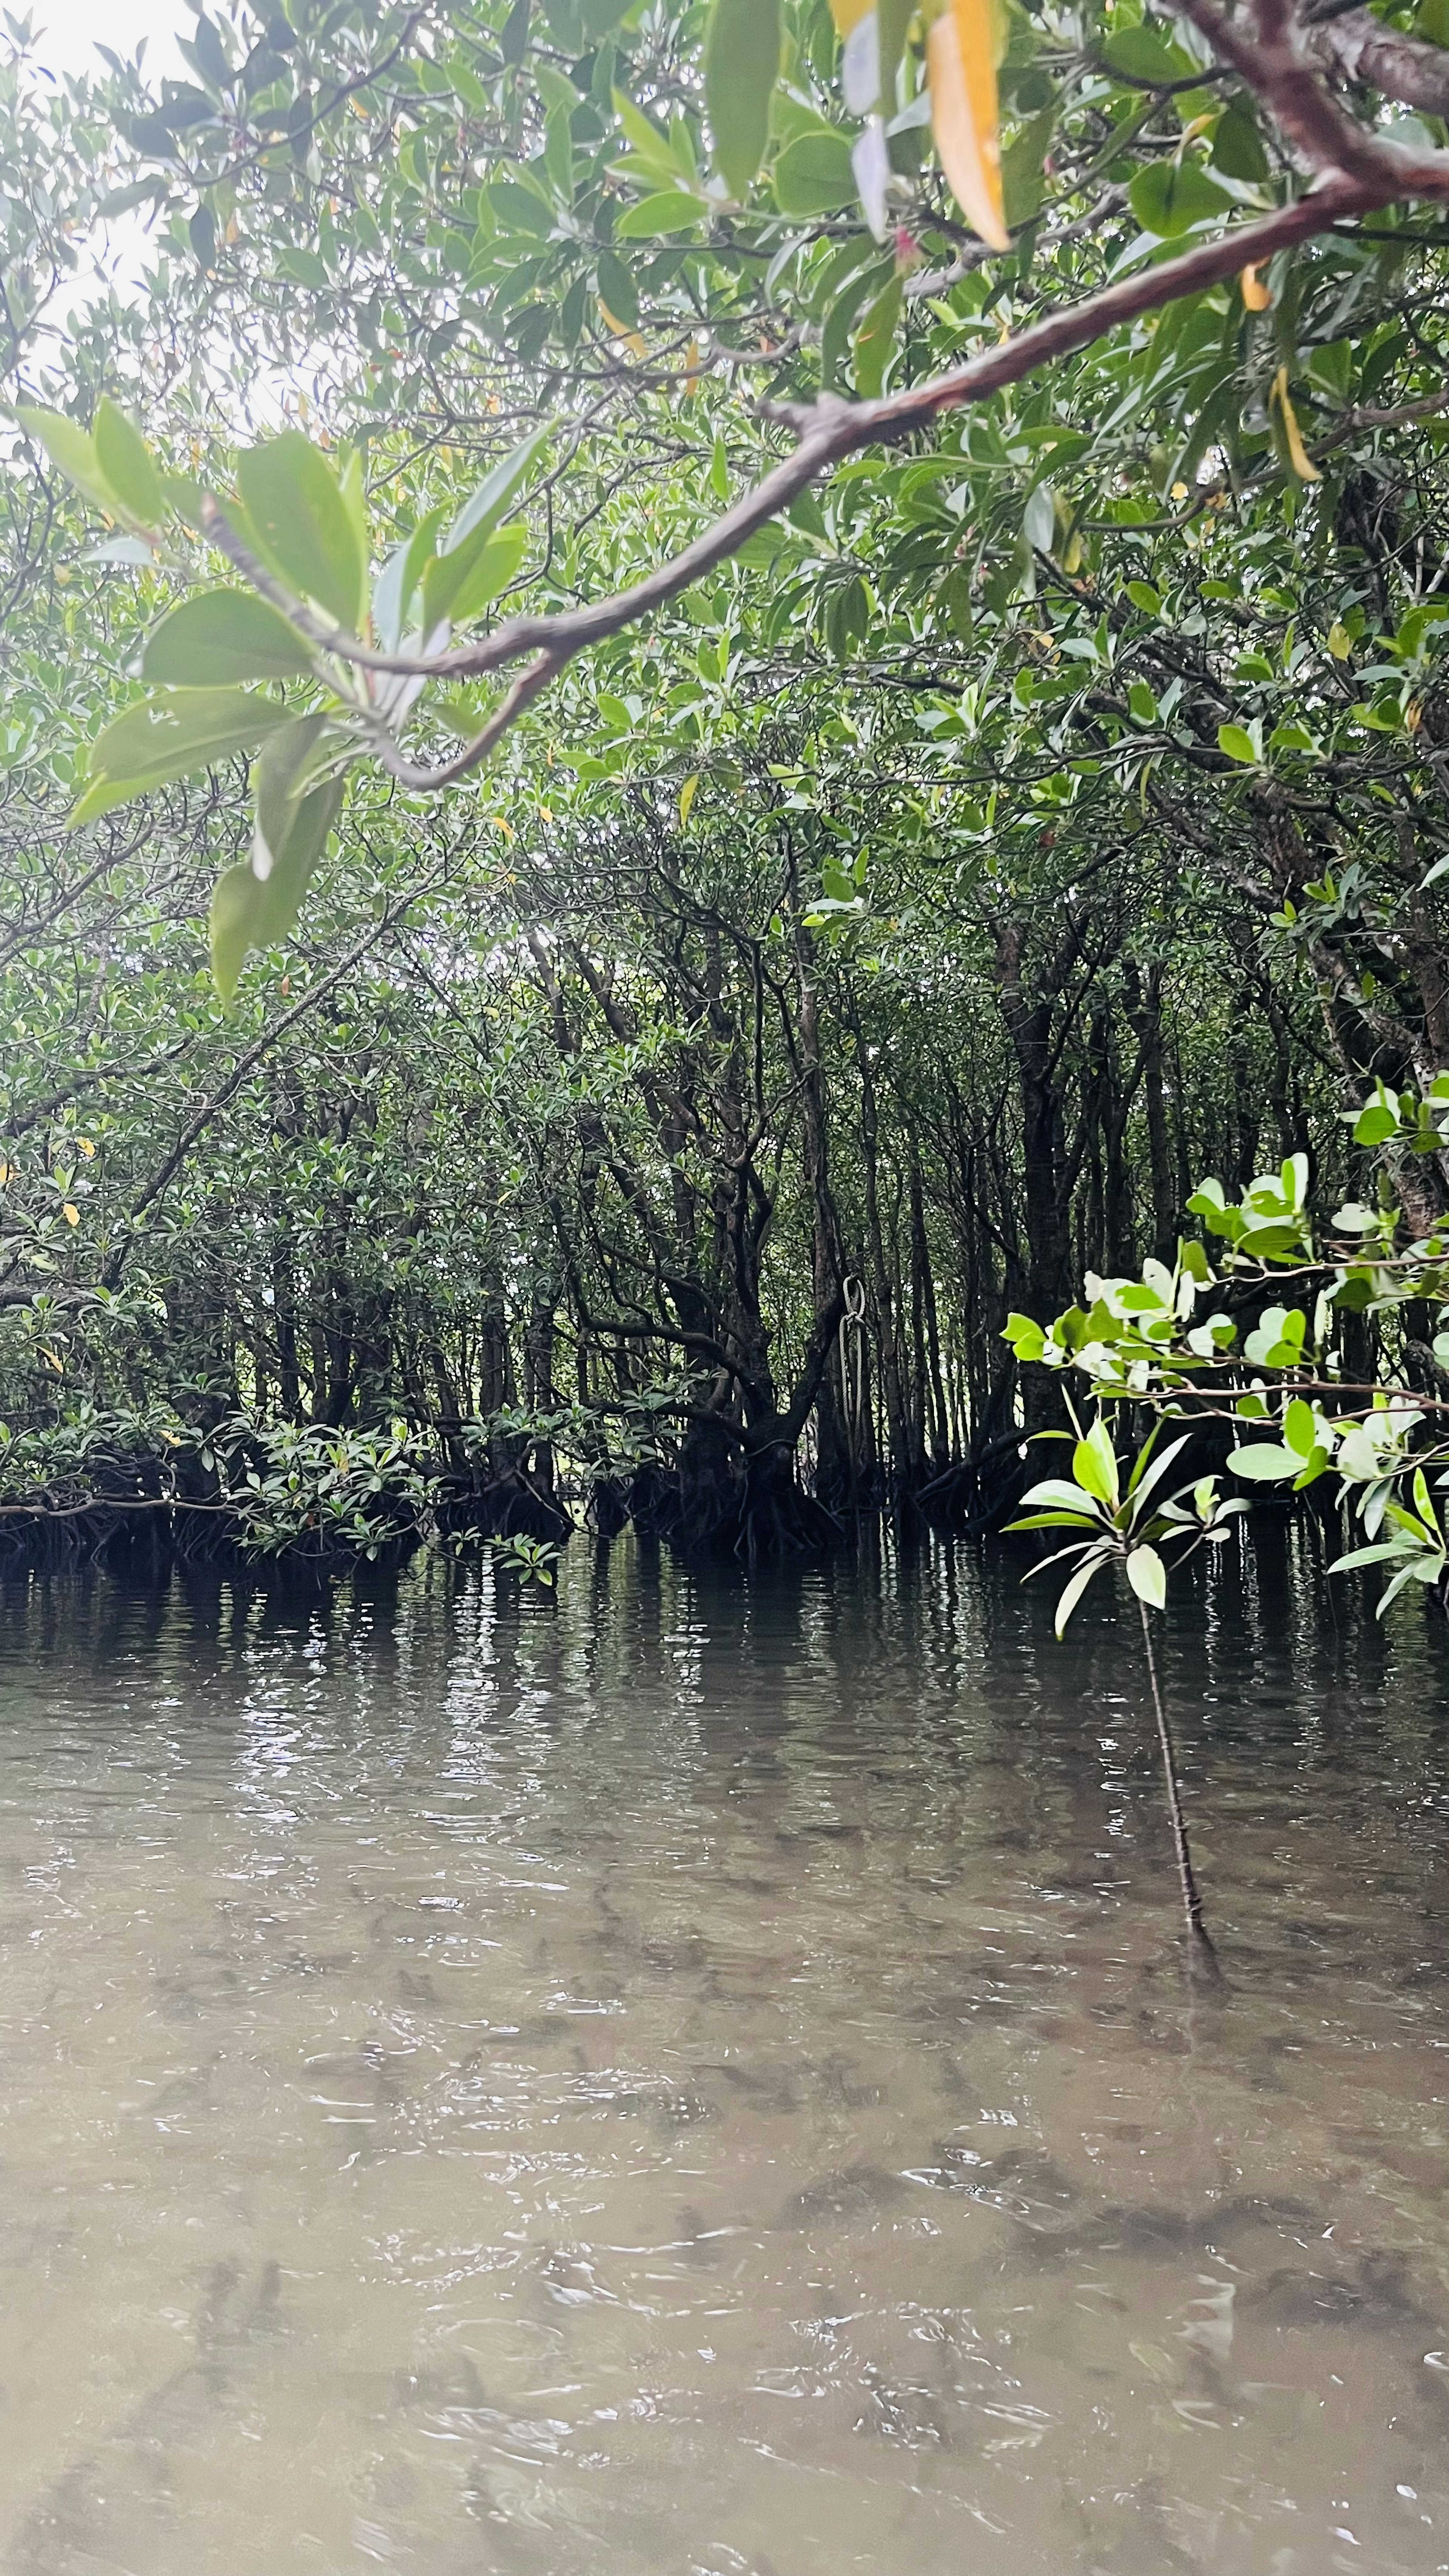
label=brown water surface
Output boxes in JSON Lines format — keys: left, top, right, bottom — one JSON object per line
{"left": 0, "top": 1533, "right": 1446, "bottom": 2575}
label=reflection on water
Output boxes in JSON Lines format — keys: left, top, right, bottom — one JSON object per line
{"left": 0, "top": 1529, "right": 1446, "bottom": 2576}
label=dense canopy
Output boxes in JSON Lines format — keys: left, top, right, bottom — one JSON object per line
{"left": 6, "top": 0, "right": 1449, "bottom": 1578}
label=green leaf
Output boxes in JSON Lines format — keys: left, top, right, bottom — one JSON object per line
{"left": 1242, "top": 1302, "right": 1306, "bottom": 1365}
{"left": 1127, "top": 1433, "right": 1192, "bottom": 1507}
{"left": 1354, "top": 1098, "right": 1400, "bottom": 1146}
{"left": 1375, "top": 1561, "right": 1436, "bottom": 1615}
{"left": 821, "top": 254, "right": 894, "bottom": 390}
{"left": 276, "top": 245, "right": 329, "bottom": 288}
{"left": 423, "top": 518, "right": 529, "bottom": 630}
{"left": 614, "top": 189, "right": 706, "bottom": 236}
{"left": 1003, "top": 1311, "right": 1046, "bottom": 1361}
{"left": 1073, "top": 1419, "right": 1120, "bottom": 1507}
{"left": 211, "top": 773, "right": 344, "bottom": 1002}
{"left": 448, "top": 518, "right": 529, "bottom": 625}
{"left": 1226, "top": 1442, "right": 1301, "bottom": 1480}
{"left": 373, "top": 506, "right": 446, "bottom": 649}
{"left": 1014, "top": 1478, "right": 1103, "bottom": 1514}
{"left": 1330, "top": 1538, "right": 1412, "bottom": 1573}
{"left": 1354, "top": 693, "right": 1406, "bottom": 732}
{"left": 1283, "top": 1397, "right": 1318, "bottom": 1458}
{"left": 773, "top": 126, "right": 856, "bottom": 214}
{"left": 1054, "top": 1548, "right": 1109, "bottom": 1636}
{"left": 824, "top": 574, "right": 869, "bottom": 658}
{"left": 596, "top": 245, "right": 640, "bottom": 328}
{"left": 705, "top": 0, "right": 782, "bottom": 201}
{"left": 441, "top": 423, "right": 551, "bottom": 560}
{"left": 1001, "top": 106, "right": 1055, "bottom": 231}
{"left": 1211, "top": 97, "right": 1269, "bottom": 182}
{"left": 1217, "top": 722, "right": 1259, "bottom": 764}
{"left": 92, "top": 398, "right": 165, "bottom": 526}
{"left": 487, "top": 178, "right": 555, "bottom": 239}
{"left": 70, "top": 688, "right": 294, "bottom": 826}
{"left": 1103, "top": 23, "right": 1195, "bottom": 81}
{"left": 854, "top": 275, "right": 903, "bottom": 400}
{"left": 142, "top": 589, "right": 314, "bottom": 684}
{"left": 1125, "top": 1542, "right": 1167, "bottom": 1610}
{"left": 160, "top": 474, "right": 211, "bottom": 532}
{"left": 1129, "top": 157, "right": 1232, "bottom": 239}
{"left": 253, "top": 712, "right": 335, "bottom": 874}
{"left": 338, "top": 448, "right": 368, "bottom": 571}
{"left": 235, "top": 431, "right": 365, "bottom": 631}
{"left": 15, "top": 404, "right": 116, "bottom": 512}
{"left": 82, "top": 535, "right": 157, "bottom": 568}
{"left": 611, "top": 85, "right": 681, "bottom": 180}
{"left": 876, "top": 0, "right": 917, "bottom": 109}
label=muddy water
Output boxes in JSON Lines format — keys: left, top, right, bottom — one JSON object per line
{"left": 0, "top": 1534, "right": 1446, "bottom": 2576}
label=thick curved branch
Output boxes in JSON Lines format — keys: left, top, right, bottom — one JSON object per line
{"left": 424, "top": 179, "right": 1430, "bottom": 708}
{"left": 1311, "top": 5, "right": 1449, "bottom": 118}
{"left": 200, "top": 103, "right": 1449, "bottom": 790}
{"left": 1175, "top": 0, "right": 1433, "bottom": 182}
{"left": 367, "top": 651, "right": 560, "bottom": 792}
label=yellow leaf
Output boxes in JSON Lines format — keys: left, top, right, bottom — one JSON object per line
{"left": 40, "top": 1347, "right": 64, "bottom": 1373}
{"left": 1327, "top": 620, "right": 1352, "bottom": 660}
{"left": 62, "top": 1202, "right": 80, "bottom": 1226}
{"left": 826, "top": 0, "right": 875, "bottom": 31}
{"left": 77, "top": 1137, "right": 96, "bottom": 1157}
{"left": 681, "top": 337, "right": 704, "bottom": 395}
{"left": 0, "top": 1162, "right": 11, "bottom": 1186}
{"left": 1270, "top": 364, "right": 1320, "bottom": 481}
{"left": 679, "top": 772, "right": 699, "bottom": 826}
{"left": 598, "top": 298, "right": 647, "bottom": 358}
{"left": 1240, "top": 261, "right": 1271, "bottom": 311}
{"left": 926, "top": 0, "right": 1008, "bottom": 252}
{"left": 492, "top": 813, "right": 515, "bottom": 841}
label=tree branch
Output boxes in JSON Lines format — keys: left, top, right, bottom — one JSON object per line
{"left": 194, "top": 22, "right": 1449, "bottom": 787}
{"left": 1310, "top": 4, "right": 1449, "bottom": 118}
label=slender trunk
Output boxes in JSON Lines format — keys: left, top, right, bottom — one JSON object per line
{"left": 797, "top": 954, "right": 851, "bottom": 1506}
{"left": 908, "top": 1149, "right": 946, "bottom": 1469}
{"left": 525, "top": 1293, "right": 557, "bottom": 1498}
{"left": 1137, "top": 1603, "right": 1223, "bottom": 1987}
{"left": 1125, "top": 962, "right": 1175, "bottom": 1264}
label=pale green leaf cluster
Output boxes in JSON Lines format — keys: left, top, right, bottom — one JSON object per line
{"left": 1009, "top": 1413, "right": 1244, "bottom": 1635}
{"left": 1007, "top": 1140, "right": 1449, "bottom": 1623}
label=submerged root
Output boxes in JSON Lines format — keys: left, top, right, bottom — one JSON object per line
{"left": 620, "top": 1453, "right": 841, "bottom": 1563}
